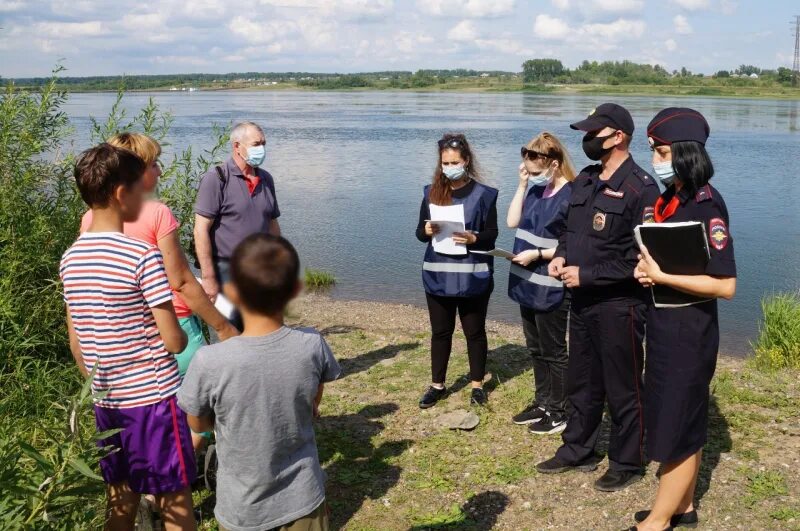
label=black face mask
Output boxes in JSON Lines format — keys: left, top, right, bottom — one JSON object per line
{"left": 582, "top": 131, "right": 616, "bottom": 161}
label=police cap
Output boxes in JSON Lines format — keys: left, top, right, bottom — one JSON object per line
{"left": 570, "top": 103, "right": 635, "bottom": 135}
{"left": 647, "top": 107, "right": 710, "bottom": 146}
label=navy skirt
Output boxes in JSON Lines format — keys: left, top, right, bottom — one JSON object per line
{"left": 644, "top": 300, "right": 719, "bottom": 463}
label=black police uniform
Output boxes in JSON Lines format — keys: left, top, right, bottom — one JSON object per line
{"left": 553, "top": 156, "right": 660, "bottom": 473}
{"left": 644, "top": 185, "right": 736, "bottom": 462}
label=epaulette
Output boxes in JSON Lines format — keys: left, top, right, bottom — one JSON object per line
{"left": 632, "top": 166, "right": 656, "bottom": 186}
{"left": 695, "top": 184, "right": 712, "bottom": 203}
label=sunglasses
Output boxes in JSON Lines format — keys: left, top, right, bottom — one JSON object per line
{"left": 520, "top": 147, "right": 553, "bottom": 161}
{"left": 438, "top": 136, "right": 466, "bottom": 150}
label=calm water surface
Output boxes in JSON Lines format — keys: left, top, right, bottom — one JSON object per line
{"left": 63, "top": 91, "right": 800, "bottom": 356}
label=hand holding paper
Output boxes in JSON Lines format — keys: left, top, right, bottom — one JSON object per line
{"left": 428, "top": 203, "right": 467, "bottom": 256}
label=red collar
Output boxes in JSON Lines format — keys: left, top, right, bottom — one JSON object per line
{"left": 654, "top": 195, "right": 680, "bottom": 222}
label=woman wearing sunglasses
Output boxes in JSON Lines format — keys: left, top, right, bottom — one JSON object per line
{"left": 415, "top": 133, "right": 498, "bottom": 408}
{"left": 630, "top": 108, "right": 736, "bottom": 531}
{"left": 507, "top": 133, "right": 576, "bottom": 434}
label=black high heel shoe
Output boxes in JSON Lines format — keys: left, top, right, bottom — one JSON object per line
{"left": 634, "top": 509, "right": 698, "bottom": 528}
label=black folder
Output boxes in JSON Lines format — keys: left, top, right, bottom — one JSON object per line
{"left": 634, "top": 222, "right": 711, "bottom": 308}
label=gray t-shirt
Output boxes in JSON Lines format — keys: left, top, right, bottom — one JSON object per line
{"left": 177, "top": 327, "right": 341, "bottom": 531}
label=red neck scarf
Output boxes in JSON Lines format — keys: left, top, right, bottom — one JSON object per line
{"left": 654, "top": 195, "right": 680, "bottom": 222}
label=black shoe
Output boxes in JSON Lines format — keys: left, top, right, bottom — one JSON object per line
{"left": 470, "top": 387, "right": 488, "bottom": 406}
{"left": 623, "top": 527, "right": 673, "bottom": 531}
{"left": 528, "top": 413, "right": 567, "bottom": 435}
{"left": 536, "top": 454, "right": 601, "bottom": 474}
{"left": 419, "top": 386, "right": 447, "bottom": 409}
{"left": 634, "top": 509, "right": 698, "bottom": 528}
{"left": 511, "top": 403, "right": 547, "bottom": 425}
{"left": 594, "top": 469, "right": 645, "bottom": 492}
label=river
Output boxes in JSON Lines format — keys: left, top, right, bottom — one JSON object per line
{"left": 62, "top": 90, "right": 800, "bottom": 356}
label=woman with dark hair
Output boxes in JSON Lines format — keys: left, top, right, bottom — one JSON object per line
{"left": 415, "top": 133, "right": 498, "bottom": 408}
{"left": 629, "top": 108, "right": 737, "bottom": 531}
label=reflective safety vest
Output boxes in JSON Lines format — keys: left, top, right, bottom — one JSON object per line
{"left": 508, "top": 183, "right": 571, "bottom": 312}
{"left": 422, "top": 182, "right": 498, "bottom": 297}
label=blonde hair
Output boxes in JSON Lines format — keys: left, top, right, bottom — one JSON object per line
{"left": 106, "top": 132, "right": 161, "bottom": 166}
{"left": 526, "top": 132, "right": 576, "bottom": 182}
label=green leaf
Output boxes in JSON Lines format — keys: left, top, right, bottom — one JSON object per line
{"left": 67, "top": 458, "right": 103, "bottom": 481}
{"left": 93, "top": 428, "right": 122, "bottom": 441}
{"left": 18, "top": 442, "right": 54, "bottom": 474}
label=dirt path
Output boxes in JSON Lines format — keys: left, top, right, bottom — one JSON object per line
{"left": 199, "top": 294, "right": 800, "bottom": 530}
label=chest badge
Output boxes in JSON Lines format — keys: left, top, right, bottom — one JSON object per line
{"left": 593, "top": 211, "right": 607, "bottom": 231}
{"left": 603, "top": 188, "right": 624, "bottom": 199}
{"left": 643, "top": 206, "right": 655, "bottom": 224}
{"left": 709, "top": 218, "right": 729, "bottom": 250}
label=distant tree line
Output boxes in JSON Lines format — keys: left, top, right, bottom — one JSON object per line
{"left": 522, "top": 59, "right": 798, "bottom": 87}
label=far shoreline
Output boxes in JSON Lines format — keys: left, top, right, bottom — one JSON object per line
{"left": 56, "top": 84, "right": 800, "bottom": 102}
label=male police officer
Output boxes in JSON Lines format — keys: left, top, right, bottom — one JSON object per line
{"left": 536, "top": 103, "right": 660, "bottom": 492}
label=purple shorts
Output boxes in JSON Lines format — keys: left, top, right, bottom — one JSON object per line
{"left": 94, "top": 395, "right": 197, "bottom": 494}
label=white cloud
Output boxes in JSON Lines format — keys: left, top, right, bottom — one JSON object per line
{"left": 720, "top": 0, "right": 737, "bottom": 15}
{"left": 533, "top": 14, "right": 572, "bottom": 41}
{"left": 447, "top": 20, "right": 478, "bottom": 41}
{"left": 0, "top": 1, "right": 25, "bottom": 12}
{"left": 671, "top": 0, "right": 710, "bottom": 10}
{"left": 596, "top": 0, "right": 644, "bottom": 12}
{"left": 673, "top": 15, "right": 692, "bottom": 34}
{"left": 665, "top": 38, "right": 677, "bottom": 52}
{"left": 417, "top": 0, "right": 515, "bottom": 18}
{"left": 534, "top": 15, "right": 645, "bottom": 50}
{"left": 259, "top": 0, "right": 394, "bottom": 20}
{"left": 34, "top": 21, "right": 109, "bottom": 39}
{"left": 550, "top": 0, "right": 569, "bottom": 9}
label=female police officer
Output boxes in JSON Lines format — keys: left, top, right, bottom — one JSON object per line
{"left": 507, "top": 132, "right": 575, "bottom": 434}
{"left": 630, "top": 108, "right": 736, "bottom": 531}
{"left": 415, "top": 133, "right": 498, "bottom": 408}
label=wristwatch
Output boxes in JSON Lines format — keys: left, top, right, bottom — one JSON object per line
{"left": 537, "top": 249, "right": 543, "bottom": 260}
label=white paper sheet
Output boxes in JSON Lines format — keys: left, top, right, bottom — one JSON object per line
{"left": 196, "top": 277, "right": 236, "bottom": 319}
{"left": 428, "top": 203, "right": 467, "bottom": 256}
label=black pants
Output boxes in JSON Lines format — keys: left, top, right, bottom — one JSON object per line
{"left": 425, "top": 290, "right": 491, "bottom": 384}
{"left": 214, "top": 259, "right": 243, "bottom": 333}
{"left": 520, "top": 298, "right": 570, "bottom": 417}
{"left": 555, "top": 300, "right": 646, "bottom": 473}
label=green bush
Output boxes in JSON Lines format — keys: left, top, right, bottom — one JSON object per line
{"left": 752, "top": 292, "right": 800, "bottom": 371}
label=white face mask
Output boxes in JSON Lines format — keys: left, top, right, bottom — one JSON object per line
{"left": 529, "top": 165, "right": 553, "bottom": 186}
{"left": 652, "top": 161, "right": 675, "bottom": 186}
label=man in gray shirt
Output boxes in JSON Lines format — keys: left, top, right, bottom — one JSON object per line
{"left": 194, "top": 121, "right": 281, "bottom": 311}
{"left": 178, "top": 234, "right": 340, "bottom": 531}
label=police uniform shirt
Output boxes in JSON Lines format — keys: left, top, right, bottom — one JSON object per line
{"left": 555, "top": 156, "right": 660, "bottom": 301}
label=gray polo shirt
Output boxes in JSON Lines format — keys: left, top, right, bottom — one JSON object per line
{"left": 194, "top": 157, "right": 281, "bottom": 260}
{"left": 177, "top": 327, "right": 341, "bottom": 531}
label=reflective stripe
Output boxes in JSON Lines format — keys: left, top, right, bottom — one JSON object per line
{"left": 423, "top": 262, "right": 490, "bottom": 274}
{"left": 515, "top": 229, "right": 558, "bottom": 249}
{"left": 509, "top": 264, "right": 564, "bottom": 288}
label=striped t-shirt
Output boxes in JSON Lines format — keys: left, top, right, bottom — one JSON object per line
{"left": 60, "top": 232, "right": 180, "bottom": 408}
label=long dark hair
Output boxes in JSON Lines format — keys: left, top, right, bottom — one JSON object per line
{"left": 429, "top": 133, "right": 482, "bottom": 206}
{"left": 671, "top": 140, "right": 714, "bottom": 196}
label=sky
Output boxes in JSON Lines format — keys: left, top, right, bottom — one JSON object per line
{"left": 0, "top": 0, "right": 797, "bottom": 78}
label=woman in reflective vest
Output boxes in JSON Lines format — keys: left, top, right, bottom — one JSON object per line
{"left": 415, "top": 133, "right": 498, "bottom": 409}
{"left": 506, "top": 132, "right": 575, "bottom": 435}
{"left": 630, "top": 108, "right": 736, "bottom": 531}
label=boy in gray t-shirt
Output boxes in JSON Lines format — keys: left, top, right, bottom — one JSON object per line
{"left": 178, "top": 234, "right": 341, "bottom": 531}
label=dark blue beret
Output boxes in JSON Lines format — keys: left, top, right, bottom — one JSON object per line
{"left": 647, "top": 107, "right": 710, "bottom": 146}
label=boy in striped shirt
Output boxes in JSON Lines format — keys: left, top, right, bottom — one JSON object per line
{"left": 61, "top": 144, "right": 196, "bottom": 531}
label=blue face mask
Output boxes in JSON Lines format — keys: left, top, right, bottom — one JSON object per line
{"left": 442, "top": 165, "right": 466, "bottom": 181}
{"left": 243, "top": 145, "right": 266, "bottom": 167}
{"left": 653, "top": 161, "right": 675, "bottom": 186}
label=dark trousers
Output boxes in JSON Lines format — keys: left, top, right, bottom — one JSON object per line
{"left": 213, "top": 259, "right": 243, "bottom": 333}
{"left": 425, "top": 290, "right": 491, "bottom": 384}
{"left": 520, "top": 298, "right": 570, "bottom": 418}
{"left": 555, "top": 300, "right": 646, "bottom": 472}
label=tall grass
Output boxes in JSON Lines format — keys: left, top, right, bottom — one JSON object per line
{"left": 751, "top": 292, "right": 800, "bottom": 371}
{"left": 304, "top": 269, "right": 336, "bottom": 290}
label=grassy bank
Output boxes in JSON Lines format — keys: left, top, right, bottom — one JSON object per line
{"left": 188, "top": 294, "right": 800, "bottom": 530}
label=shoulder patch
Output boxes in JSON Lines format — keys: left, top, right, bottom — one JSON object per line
{"left": 603, "top": 188, "right": 624, "bottom": 199}
{"left": 642, "top": 206, "right": 655, "bottom": 223}
{"left": 633, "top": 168, "right": 655, "bottom": 186}
{"left": 695, "top": 185, "right": 712, "bottom": 203}
{"left": 709, "top": 217, "right": 729, "bottom": 251}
